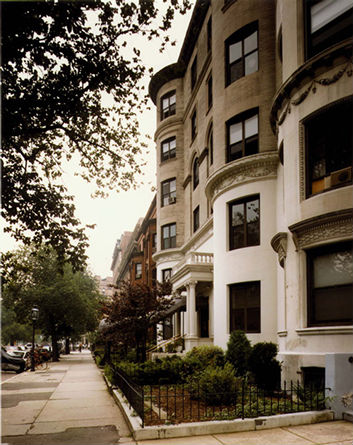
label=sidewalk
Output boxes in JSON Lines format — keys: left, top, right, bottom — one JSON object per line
{"left": 1, "top": 352, "right": 352, "bottom": 444}
{"left": 1, "top": 350, "right": 132, "bottom": 444}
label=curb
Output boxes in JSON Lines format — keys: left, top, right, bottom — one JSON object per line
{"left": 101, "top": 372, "right": 335, "bottom": 441}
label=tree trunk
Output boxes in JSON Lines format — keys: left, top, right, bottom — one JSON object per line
{"left": 51, "top": 331, "right": 60, "bottom": 362}
{"left": 65, "top": 338, "right": 70, "bottom": 354}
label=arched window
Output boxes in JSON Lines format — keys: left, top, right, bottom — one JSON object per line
{"left": 193, "top": 158, "right": 199, "bottom": 190}
{"left": 208, "top": 126, "right": 213, "bottom": 165}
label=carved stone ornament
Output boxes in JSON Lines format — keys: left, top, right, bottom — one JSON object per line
{"left": 289, "top": 209, "right": 353, "bottom": 250}
{"left": 270, "top": 232, "right": 288, "bottom": 267}
{"left": 205, "top": 152, "right": 278, "bottom": 204}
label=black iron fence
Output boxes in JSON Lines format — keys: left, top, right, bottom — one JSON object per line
{"left": 112, "top": 368, "right": 328, "bottom": 427}
{"left": 112, "top": 366, "right": 145, "bottom": 426}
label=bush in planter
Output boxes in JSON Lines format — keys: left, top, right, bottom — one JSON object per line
{"left": 226, "top": 330, "right": 252, "bottom": 377}
{"left": 187, "top": 363, "right": 240, "bottom": 405}
{"left": 183, "top": 345, "right": 225, "bottom": 378}
{"left": 248, "top": 342, "right": 281, "bottom": 391}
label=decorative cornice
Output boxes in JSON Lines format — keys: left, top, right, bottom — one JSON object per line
{"left": 270, "top": 232, "right": 288, "bottom": 268}
{"left": 296, "top": 326, "right": 353, "bottom": 335}
{"left": 289, "top": 209, "right": 353, "bottom": 250}
{"left": 154, "top": 117, "right": 183, "bottom": 142}
{"left": 270, "top": 41, "right": 353, "bottom": 134}
{"left": 152, "top": 248, "right": 183, "bottom": 265}
{"left": 205, "top": 152, "right": 278, "bottom": 204}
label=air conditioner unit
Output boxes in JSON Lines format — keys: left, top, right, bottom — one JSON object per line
{"left": 330, "top": 167, "right": 352, "bottom": 187}
{"left": 169, "top": 196, "right": 176, "bottom": 204}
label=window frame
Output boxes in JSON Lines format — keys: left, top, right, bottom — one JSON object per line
{"left": 193, "top": 205, "right": 200, "bottom": 233}
{"left": 161, "top": 136, "right": 176, "bottom": 162}
{"left": 207, "top": 74, "right": 213, "bottom": 110}
{"left": 304, "top": 0, "right": 353, "bottom": 60}
{"left": 226, "top": 108, "right": 259, "bottom": 163}
{"left": 208, "top": 126, "right": 214, "bottom": 165}
{"left": 304, "top": 98, "right": 353, "bottom": 198}
{"left": 229, "top": 194, "right": 260, "bottom": 250}
{"left": 306, "top": 241, "right": 353, "bottom": 327}
{"left": 162, "top": 268, "right": 172, "bottom": 282}
{"left": 160, "top": 90, "right": 176, "bottom": 121}
{"left": 135, "top": 262, "right": 142, "bottom": 279}
{"left": 229, "top": 281, "right": 261, "bottom": 333}
{"left": 193, "top": 158, "right": 199, "bottom": 190}
{"left": 207, "top": 16, "right": 212, "bottom": 53}
{"left": 161, "top": 177, "right": 176, "bottom": 207}
{"left": 225, "top": 21, "right": 259, "bottom": 86}
{"left": 161, "top": 223, "right": 176, "bottom": 250}
{"left": 191, "top": 108, "right": 197, "bottom": 141}
{"left": 191, "top": 56, "right": 197, "bottom": 91}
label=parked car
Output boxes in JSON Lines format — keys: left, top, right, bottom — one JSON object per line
{"left": 1, "top": 346, "right": 26, "bottom": 373}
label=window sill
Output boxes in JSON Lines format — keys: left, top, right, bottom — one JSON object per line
{"left": 296, "top": 326, "right": 353, "bottom": 335}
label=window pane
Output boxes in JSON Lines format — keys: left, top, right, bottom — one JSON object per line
{"left": 170, "top": 138, "right": 176, "bottom": 149}
{"left": 230, "top": 60, "right": 243, "bottom": 83}
{"left": 163, "top": 226, "right": 169, "bottom": 238}
{"left": 162, "top": 182, "right": 169, "bottom": 194}
{"left": 162, "top": 98, "right": 169, "bottom": 109}
{"left": 229, "top": 41, "right": 242, "bottom": 63}
{"left": 313, "top": 285, "right": 353, "bottom": 322}
{"left": 314, "top": 250, "right": 353, "bottom": 287}
{"left": 232, "top": 203, "right": 244, "bottom": 227}
{"left": 170, "top": 180, "right": 176, "bottom": 192}
{"left": 169, "top": 94, "right": 176, "bottom": 105}
{"left": 170, "top": 224, "right": 176, "bottom": 237}
{"left": 247, "top": 308, "right": 260, "bottom": 332}
{"left": 245, "top": 51, "right": 258, "bottom": 75}
{"left": 245, "top": 114, "right": 258, "bottom": 138}
{"left": 230, "top": 121, "right": 242, "bottom": 144}
{"left": 244, "top": 31, "right": 257, "bottom": 54}
{"left": 245, "top": 137, "right": 258, "bottom": 156}
{"left": 311, "top": 0, "right": 353, "bottom": 33}
{"left": 162, "top": 143, "right": 169, "bottom": 154}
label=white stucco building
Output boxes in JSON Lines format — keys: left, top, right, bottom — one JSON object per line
{"left": 149, "top": 0, "right": 353, "bottom": 386}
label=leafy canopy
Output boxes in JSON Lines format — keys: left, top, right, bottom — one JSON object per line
{"left": 1, "top": 0, "right": 191, "bottom": 269}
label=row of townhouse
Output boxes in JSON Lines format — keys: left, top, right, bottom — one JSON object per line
{"left": 111, "top": 0, "right": 353, "bottom": 393}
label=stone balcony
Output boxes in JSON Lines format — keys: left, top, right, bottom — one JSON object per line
{"left": 171, "top": 251, "right": 213, "bottom": 290}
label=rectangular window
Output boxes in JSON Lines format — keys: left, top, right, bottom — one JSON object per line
{"left": 207, "top": 75, "right": 213, "bottom": 109}
{"left": 161, "top": 137, "right": 176, "bottom": 162}
{"left": 229, "top": 281, "right": 261, "bottom": 333}
{"left": 229, "top": 195, "right": 260, "bottom": 250}
{"left": 162, "top": 268, "right": 172, "bottom": 282}
{"left": 161, "top": 178, "right": 176, "bottom": 207}
{"left": 305, "top": 99, "right": 352, "bottom": 197}
{"left": 305, "top": 0, "right": 353, "bottom": 59}
{"left": 162, "top": 223, "right": 176, "bottom": 250}
{"left": 193, "top": 206, "right": 200, "bottom": 233}
{"left": 307, "top": 242, "right": 353, "bottom": 327}
{"left": 191, "top": 109, "right": 197, "bottom": 141}
{"left": 135, "top": 263, "right": 142, "bottom": 279}
{"left": 207, "top": 16, "right": 212, "bottom": 53}
{"left": 226, "top": 22, "right": 258, "bottom": 86}
{"left": 191, "top": 56, "right": 197, "bottom": 90}
{"left": 227, "top": 109, "right": 258, "bottom": 163}
{"left": 160, "top": 90, "right": 176, "bottom": 120}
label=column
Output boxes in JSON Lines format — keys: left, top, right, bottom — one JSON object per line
{"left": 187, "top": 281, "right": 197, "bottom": 337}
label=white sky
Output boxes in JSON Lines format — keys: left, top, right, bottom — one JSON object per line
{"left": 1, "top": 2, "right": 194, "bottom": 278}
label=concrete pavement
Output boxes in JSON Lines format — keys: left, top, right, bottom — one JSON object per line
{"left": 1, "top": 351, "right": 352, "bottom": 444}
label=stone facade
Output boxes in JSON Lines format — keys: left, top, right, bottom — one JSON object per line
{"left": 149, "top": 0, "right": 353, "bottom": 384}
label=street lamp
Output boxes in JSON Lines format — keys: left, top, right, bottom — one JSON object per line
{"left": 31, "top": 307, "right": 39, "bottom": 372}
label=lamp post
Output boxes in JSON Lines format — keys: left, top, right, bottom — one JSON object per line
{"left": 31, "top": 307, "right": 39, "bottom": 372}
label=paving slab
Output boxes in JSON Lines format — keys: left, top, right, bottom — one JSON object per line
{"left": 2, "top": 400, "right": 48, "bottom": 425}
{"left": 28, "top": 418, "right": 126, "bottom": 435}
{"left": 213, "top": 428, "right": 314, "bottom": 445}
{"left": 285, "top": 420, "right": 353, "bottom": 443}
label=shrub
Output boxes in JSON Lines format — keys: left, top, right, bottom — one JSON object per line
{"left": 188, "top": 363, "right": 240, "bottom": 405}
{"left": 248, "top": 342, "right": 281, "bottom": 391}
{"left": 183, "top": 345, "right": 225, "bottom": 378}
{"left": 225, "top": 330, "right": 252, "bottom": 377}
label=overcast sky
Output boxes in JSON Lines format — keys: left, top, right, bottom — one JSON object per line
{"left": 1, "top": 3, "right": 194, "bottom": 279}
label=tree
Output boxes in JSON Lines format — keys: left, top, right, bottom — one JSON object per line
{"left": 1, "top": 306, "right": 32, "bottom": 346}
{"left": 2, "top": 246, "right": 101, "bottom": 361}
{"left": 1, "top": 0, "right": 191, "bottom": 269}
{"left": 225, "top": 330, "right": 252, "bottom": 377}
{"left": 102, "top": 280, "right": 173, "bottom": 362}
